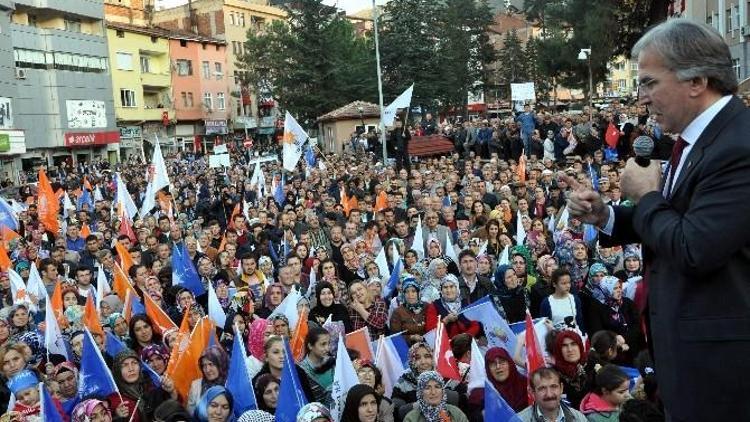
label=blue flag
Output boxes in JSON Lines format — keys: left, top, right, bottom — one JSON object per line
{"left": 276, "top": 337, "right": 308, "bottom": 422}
{"left": 274, "top": 174, "right": 285, "bottom": 206}
{"left": 589, "top": 164, "right": 599, "bottom": 192}
{"left": 41, "top": 382, "right": 65, "bottom": 422}
{"left": 618, "top": 365, "right": 642, "bottom": 391}
{"left": 172, "top": 242, "right": 206, "bottom": 295}
{"left": 304, "top": 144, "right": 317, "bottom": 168}
{"left": 226, "top": 329, "right": 258, "bottom": 414}
{"left": 484, "top": 380, "right": 522, "bottom": 421}
{"left": 370, "top": 332, "right": 410, "bottom": 368}
{"left": 142, "top": 360, "right": 162, "bottom": 388}
{"left": 383, "top": 258, "right": 402, "bottom": 298}
{"left": 442, "top": 195, "right": 452, "bottom": 207}
{"left": 78, "top": 329, "right": 119, "bottom": 399}
{"left": 0, "top": 197, "right": 18, "bottom": 231}
{"left": 461, "top": 296, "right": 518, "bottom": 354}
{"left": 104, "top": 332, "right": 127, "bottom": 358}
{"left": 130, "top": 293, "right": 146, "bottom": 317}
{"left": 77, "top": 188, "right": 93, "bottom": 211}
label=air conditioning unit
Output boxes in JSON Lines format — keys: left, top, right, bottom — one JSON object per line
{"left": 15, "top": 68, "right": 26, "bottom": 79}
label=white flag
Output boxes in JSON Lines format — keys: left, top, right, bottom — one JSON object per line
{"left": 115, "top": 173, "right": 138, "bottom": 221}
{"left": 516, "top": 211, "right": 527, "bottom": 246}
{"left": 208, "top": 281, "right": 227, "bottom": 328}
{"left": 45, "top": 292, "right": 69, "bottom": 359}
{"left": 375, "top": 335, "right": 407, "bottom": 398}
{"left": 27, "top": 263, "right": 47, "bottom": 306}
{"left": 467, "top": 338, "right": 486, "bottom": 393}
{"left": 62, "top": 191, "right": 75, "bottom": 211}
{"left": 152, "top": 136, "right": 171, "bottom": 193}
{"left": 268, "top": 286, "right": 301, "bottom": 328}
{"left": 7, "top": 269, "right": 31, "bottom": 307}
{"left": 382, "top": 84, "right": 414, "bottom": 126}
{"left": 374, "top": 246, "right": 389, "bottom": 279}
{"left": 444, "top": 230, "right": 458, "bottom": 263}
{"left": 282, "top": 112, "right": 309, "bottom": 172}
{"left": 412, "top": 216, "right": 425, "bottom": 260}
{"left": 498, "top": 245, "right": 510, "bottom": 266}
{"left": 95, "top": 266, "right": 111, "bottom": 313}
{"left": 331, "top": 335, "right": 360, "bottom": 421}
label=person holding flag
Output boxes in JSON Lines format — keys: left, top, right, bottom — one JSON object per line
{"left": 298, "top": 327, "right": 335, "bottom": 408}
{"left": 467, "top": 347, "right": 528, "bottom": 416}
{"left": 109, "top": 348, "right": 178, "bottom": 422}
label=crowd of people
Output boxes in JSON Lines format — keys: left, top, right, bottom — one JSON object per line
{"left": 0, "top": 99, "right": 669, "bottom": 422}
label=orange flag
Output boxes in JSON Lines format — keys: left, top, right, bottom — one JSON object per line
{"left": 83, "top": 293, "right": 104, "bottom": 336}
{"left": 374, "top": 190, "right": 388, "bottom": 212}
{"left": 291, "top": 309, "right": 309, "bottom": 362}
{"left": 123, "top": 289, "right": 136, "bottom": 323}
{"left": 37, "top": 168, "right": 60, "bottom": 233}
{"left": 218, "top": 235, "right": 227, "bottom": 252}
{"left": 114, "top": 241, "right": 134, "bottom": 274}
{"left": 0, "top": 226, "right": 20, "bottom": 245}
{"left": 169, "top": 316, "right": 213, "bottom": 400}
{"left": 345, "top": 327, "right": 373, "bottom": 362}
{"left": 144, "top": 292, "right": 177, "bottom": 335}
{"left": 50, "top": 281, "right": 67, "bottom": 327}
{"left": 80, "top": 224, "right": 91, "bottom": 238}
{"left": 229, "top": 203, "right": 240, "bottom": 228}
{"left": 112, "top": 263, "right": 137, "bottom": 300}
{"left": 83, "top": 176, "right": 93, "bottom": 192}
{"left": 0, "top": 243, "right": 11, "bottom": 271}
{"left": 165, "top": 310, "right": 191, "bottom": 376}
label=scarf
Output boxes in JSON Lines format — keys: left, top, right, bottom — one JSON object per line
{"left": 552, "top": 331, "right": 587, "bottom": 380}
{"left": 399, "top": 278, "right": 425, "bottom": 314}
{"left": 416, "top": 371, "right": 449, "bottom": 422}
{"left": 439, "top": 275, "right": 462, "bottom": 314}
{"left": 485, "top": 348, "right": 528, "bottom": 412}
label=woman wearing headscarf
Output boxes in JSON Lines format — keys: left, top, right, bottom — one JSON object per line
{"left": 392, "top": 342, "right": 435, "bottom": 406}
{"left": 403, "top": 371, "right": 468, "bottom": 422}
{"left": 308, "top": 281, "right": 352, "bottom": 332}
{"left": 258, "top": 256, "right": 276, "bottom": 286}
{"left": 341, "top": 384, "right": 379, "bottom": 422}
{"left": 221, "top": 309, "right": 250, "bottom": 353}
{"left": 187, "top": 345, "right": 230, "bottom": 414}
{"left": 106, "top": 312, "right": 130, "bottom": 343}
{"left": 475, "top": 254, "right": 494, "bottom": 279}
{"left": 296, "top": 402, "right": 334, "bottom": 422}
{"left": 389, "top": 278, "right": 427, "bottom": 345}
{"left": 238, "top": 409, "right": 275, "bottom": 422}
{"left": 530, "top": 254, "right": 557, "bottom": 318}
{"left": 247, "top": 318, "right": 270, "bottom": 362}
{"left": 491, "top": 265, "right": 529, "bottom": 323}
{"left": 253, "top": 373, "right": 280, "bottom": 414}
{"left": 467, "top": 347, "right": 527, "bottom": 419}
{"left": 421, "top": 258, "right": 448, "bottom": 304}
{"left": 256, "top": 283, "right": 284, "bottom": 319}
{"left": 424, "top": 275, "right": 480, "bottom": 338}
{"left": 140, "top": 344, "right": 170, "bottom": 376}
{"left": 551, "top": 330, "right": 588, "bottom": 410}
{"left": 108, "top": 349, "right": 177, "bottom": 422}
{"left": 193, "top": 385, "right": 235, "bottom": 422}
{"left": 567, "top": 240, "right": 591, "bottom": 293}
{"left": 8, "top": 304, "right": 34, "bottom": 342}
{"left": 422, "top": 238, "right": 459, "bottom": 277}
{"left": 168, "top": 287, "right": 197, "bottom": 327}
{"left": 584, "top": 276, "right": 643, "bottom": 362}
{"left": 338, "top": 243, "right": 365, "bottom": 285}
{"left": 317, "top": 259, "right": 351, "bottom": 307}
{"left": 357, "top": 362, "right": 395, "bottom": 422}
{"left": 71, "top": 398, "right": 111, "bottom": 422}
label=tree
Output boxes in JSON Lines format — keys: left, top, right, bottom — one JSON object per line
{"left": 495, "top": 30, "right": 526, "bottom": 89}
{"left": 524, "top": 38, "right": 551, "bottom": 104}
{"left": 238, "top": 0, "right": 377, "bottom": 124}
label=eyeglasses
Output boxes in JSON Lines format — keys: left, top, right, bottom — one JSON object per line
{"left": 637, "top": 77, "right": 659, "bottom": 95}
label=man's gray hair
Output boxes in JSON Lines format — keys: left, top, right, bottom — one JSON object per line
{"left": 632, "top": 19, "right": 737, "bottom": 95}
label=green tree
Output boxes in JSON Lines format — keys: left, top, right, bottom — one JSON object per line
{"left": 524, "top": 37, "right": 551, "bottom": 103}
{"left": 238, "top": 0, "right": 377, "bottom": 124}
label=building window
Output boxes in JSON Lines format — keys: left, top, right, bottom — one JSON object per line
{"left": 116, "top": 30, "right": 125, "bottom": 38}
{"left": 733, "top": 58, "right": 741, "bottom": 79}
{"left": 140, "top": 56, "right": 150, "bottom": 73}
{"left": 120, "top": 89, "right": 137, "bottom": 107}
{"left": 181, "top": 92, "right": 188, "bottom": 107}
{"left": 180, "top": 39, "right": 187, "bottom": 47}
{"left": 217, "top": 92, "right": 225, "bottom": 110}
{"left": 618, "top": 79, "right": 626, "bottom": 90}
{"left": 202, "top": 61, "right": 210, "bottom": 79}
{"left": 187, "top": 92, "right": 194, "bottom": 107}
{"left": 630, "top": 62, "right": 638, "bottom": 71}
{"left": 176, "top": 59, "right": 192, "bottom": 76}
{"left": 239, "top": 13, "right": 246, "bottom": 27}
{"left": 214, "top": 62, "right": 223, "bottom": 79}
{"left": 116, "top": 52, "right": 133, "bottom": 70}
{"left": 64, "top": 19, "right": 81, "bottom": 32}
{"left": 727, "top": 9, "right": 733, "bottom": 33}
{"left": 229, "top": 11, "right": 236, "bottom": 26}
{"left": 733, "top": 5, "right": 740, "bottom": 33}
{"left": 203, "top": 92, "right": 213, "bottom": 110}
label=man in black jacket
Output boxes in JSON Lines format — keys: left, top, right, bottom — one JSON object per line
{"left": 457, "top": 250, "right": 494, "bottom": 305}
{"left": 390, "top": 117, "right": 411, "bottom": 172}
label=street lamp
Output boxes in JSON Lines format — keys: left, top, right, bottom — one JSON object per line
{"left": 578, "top": 47, "right": 593, "bottom": 117}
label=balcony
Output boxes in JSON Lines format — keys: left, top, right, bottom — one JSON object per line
{"left": 141, "top": 71, "right": 170, "bottom": 89}
{"left": 115, "top": 106, "right": 168, "bottom": 123}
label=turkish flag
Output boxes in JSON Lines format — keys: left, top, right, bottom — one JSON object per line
{"left": 435, "top": 320, "right": 461, "bottom": 381}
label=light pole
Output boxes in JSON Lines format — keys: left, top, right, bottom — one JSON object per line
{"left": 372, "top": 0, "right": 386, "bottom": 162}
{"left": 578, "top": 47, "right": 593, "bottom": 118}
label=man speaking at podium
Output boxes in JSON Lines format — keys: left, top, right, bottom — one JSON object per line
{"left": 566, "top": 19, "right": 750, "bottom": 421}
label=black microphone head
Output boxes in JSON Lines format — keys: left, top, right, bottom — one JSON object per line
{"left": 633, "top": 136, "right": 654, "bottom": 158}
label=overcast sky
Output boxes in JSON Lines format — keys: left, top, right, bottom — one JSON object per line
{"left": 157, "top": 0, "right": 389, "bottom": 14}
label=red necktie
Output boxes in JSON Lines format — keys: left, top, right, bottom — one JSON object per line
{"left": 666, "top": 136, "right": 689, "bottom": 197}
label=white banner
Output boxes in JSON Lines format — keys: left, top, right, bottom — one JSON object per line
{"left": 511, "top": 82, "right": 536, "bottom": 102}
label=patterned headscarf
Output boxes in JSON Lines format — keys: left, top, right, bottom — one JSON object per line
{"left": 238, "top": 410, "right": 275, "bottom": 422}
{"left": 263, "top": 283, "right": 285, "bottom": 311}
{"left": 588, "top": 262, "right": 608, "bottom": 278}
{"left": 399, "top": 278, "right": 424, "bottom": 314}
{"left": 71, "top": 398, "right": 109, "bottom": 422}
{"left": 199, "top": 346, "right": 229, "bottom": 392}
{"left": 296, "top": 402, "right": 333, "bottom": 422}
{"left": 140, "top": 344, "right": 170, "bottom": 365}
{"left": 247, "top": 318, "right": 269, "bottom": 360}
{"left": 395, "top": 341, "right": 434, "bottom": 393}
{"left": 16, "top": 331, "right": 45, "bottom": 365}
{"left": 416, "top": 371, "right": 448, "bottom": 422}
{"left": 439, "top": 274, "right": 462, "bottom": 314}
{"left": 510, "top": 245, "right": 535, "bottom": 277}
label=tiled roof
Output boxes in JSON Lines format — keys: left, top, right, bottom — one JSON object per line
{"left": 317, "top": 101, "right": 381, "bottom": 122}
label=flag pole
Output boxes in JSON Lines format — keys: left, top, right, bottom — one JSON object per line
{"left": 372, "top": 0, "right": 386, "bottom": 163}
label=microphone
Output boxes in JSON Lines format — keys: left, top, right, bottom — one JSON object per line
{"left": 633, "top": 136, "right": 654, "bottom": 167}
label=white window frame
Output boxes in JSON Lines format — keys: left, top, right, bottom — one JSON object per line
{"left": 120, "top": 89, "right": 137, "bottom": 107}
{"left": 140, "top": 56, "right": 150, "bottom": 73}
{"left": 217, "top": 92, "right": 225, "bottom": 110}
{"left": 214, "top": 62, "right": 223, "bottom": 79}
{"left": 116, "top": 52, "right": 133, "bottom": 71}
{"left": 203, "top": 92, "right": 212, "bottom": 110}
{"left": 202, "top": 61, "right": 210, "bottom": 79}
{"left": 176, "top": 59, "right": 192, "bottom": 76}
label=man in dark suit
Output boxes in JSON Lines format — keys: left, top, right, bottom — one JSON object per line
{"left": 567, "top": 20, "right": 750, "bottom": 421}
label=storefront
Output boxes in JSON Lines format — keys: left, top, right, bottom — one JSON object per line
{"left": 0, "top": 130, "right": 26, "bottom": 183}
{"left": 119, "top": 126, "right": 144, "bottom": 161}
{"left": 64, "top": 131, "right": 120, "bottom": 164}
{"left": 204, "top": 119, "right": 229, "bottom": 153}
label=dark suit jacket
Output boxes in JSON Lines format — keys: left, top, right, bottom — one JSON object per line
{"left": 601, "top": 96, "right": 750, "bottom": 421}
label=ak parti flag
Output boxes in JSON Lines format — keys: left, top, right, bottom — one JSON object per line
{"left": 112, "top": 263, "right": 136, "bottom": 301}
{"left": 0, "top": 243, "right": 11, "bottom": 271}
{"left": 168, "top": 316, "right": 214, "bottom": 400}
{"left": 518, "top": 153, "right": 527, "bottom": 182}
{"left": 80, "top": 224, "right": 91, "bottom": 238}
{"left": 37, "top": 168, "right": 60, "bottom": 233}
{"left": 165, "top": 309, "right": 191, "bottom": 376}
{"left": 374, "top": 190, "right": 388, "bottom": 212}
{"left": 114, "top": 241, "right": 134, "bottom": 274}
{"left": 83, "top": 293, "right": 104, "bottom": 336}
{"left": 345, "top": 327, "right": 374, "bottom": 362}
{"left": 144, "top": 291, "right": 177, "bottom": 335}
{"left": 50, "top": 282, "right": 67, "bottom": 328}
{"left": 290, "top": 309, "right": 309, "bottom": 362}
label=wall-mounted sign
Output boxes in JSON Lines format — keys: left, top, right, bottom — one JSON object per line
{"left": 67, "top": 100, "right": 107, "bottom": 128}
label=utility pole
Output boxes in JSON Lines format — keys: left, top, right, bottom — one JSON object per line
{"left": 373, "top": 0, "right": 386, "bottom": 163}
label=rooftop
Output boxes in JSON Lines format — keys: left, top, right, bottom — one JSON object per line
{"left": 317, "top": 101, "right": 381, "bottom": 122}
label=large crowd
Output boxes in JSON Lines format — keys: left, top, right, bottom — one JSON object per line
{"left": 0, "top": 101, "right": 667, "bottom": 422}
